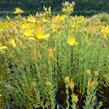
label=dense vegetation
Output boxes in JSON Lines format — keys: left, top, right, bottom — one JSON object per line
{"left": 0, "top": 0, "right": 109, "bottom": 16}
{"left": 1, "top": 2, "right": 109, "bottom": 109}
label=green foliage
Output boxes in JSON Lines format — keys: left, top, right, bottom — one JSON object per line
{"left": 91, "top": 13, "right": 109, "bottom": 24}
{"left": 1, "top": 2, "right": 109, "bottom": 109}
{"left": 0, "top": 0, "right": 109, "bottom": 16}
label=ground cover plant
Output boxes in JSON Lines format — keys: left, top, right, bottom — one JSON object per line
{"left": 1, "top": 2, "right": 109, "bottom": 109}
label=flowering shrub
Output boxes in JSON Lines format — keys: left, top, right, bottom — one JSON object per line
{"left": 0, "top": 2, "right": 109, "bottom": 109}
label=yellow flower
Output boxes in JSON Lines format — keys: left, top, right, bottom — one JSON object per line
{"left": 14, "top": 8, "right": 24, "bottom": 14}
{"left": 69, "top": 80, "right": 74, "bottom": 89}
{"left": 87, "top": 80, "right": 98, "bottom": 87}
{"left": 72, "top": 95, "right": 78, "bottom": 103}
{"left": 28, "top": 37, "right": 36, "bottom": 40}
{"left": 101, "top": 26, "right": 109, "bottom": 39}
{"left": 51, "top": 26, "right": 57, "bottom": 33}
{"left": 48, "top": 48, "right": 53, "bottom": 57}
{"left": 36, "top": 29, "right": 43, "bottom": 38}
{"left": 53, "top": 15, "right": 64, "bottom": 23}
{"left": 87, "top": 80, "right": 93, "bottom": 86}
{"left": 36, "top": 29, "right": 50, "bottom": 39}
{"left": 42, "top": 18, "right": 50, "bottom": 23}
{"left": 9, "top": 39, "right": 16, "bottom": 48}
{"left": 67, "top": 36, "right": 78, "bottom": 46}
{"left": 22, "top": 23, "right": 30, "bottom": 29}
{"left": 0, "top": 44, "right": 7, "bottom": 52}
{"left": 0, "top": 22, "right": 13, "bottom": 27}
{"left": 23, "top": 29, "right": 34, "bottom": 36}
{"left": 27, "top": 16, "right": 36, "bottom": 22}
{"left": 43, "top": 34, "right": 50, "bottom": 39}
{"left": 53, "top": 48, "right": 56, "bottom": 52}
{"left": 101, "top": 26, "right": 109, "bottom": 34}
{"left": 46, "top": 81, "right": 52, "bottom": 86}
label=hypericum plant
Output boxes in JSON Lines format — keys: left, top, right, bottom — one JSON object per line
{"left": 84, "top": 70, "right": 102, "bottom": 109}
{"left": 64, "top": 76, "right": 79, "bottom": 109}
{"left": 84, "top": 80, "right": 98, "bottom": 109}
{"left": 0, "top": 2, "right": 109, "bottom": 109}
{"left": 62, "top": 1, "right": 75, "bottom": 15}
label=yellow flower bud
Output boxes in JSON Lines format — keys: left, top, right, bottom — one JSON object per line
{"left": 46, "top": 81, "right": 52, "bottom": 86}
{"left": 48, "top": 48, "right": 53, "bottom": 57}
{"left": 64, "top": 76, "right": 70, "bottom": 83}
{"left": 9, "top": 39, "right": 16, "bottom": 48}
{"left": 69, "top": 80, "right": 74, "bottom": 89}
{"left": 72, "top": 95, "right": 78, "bottom": 103}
